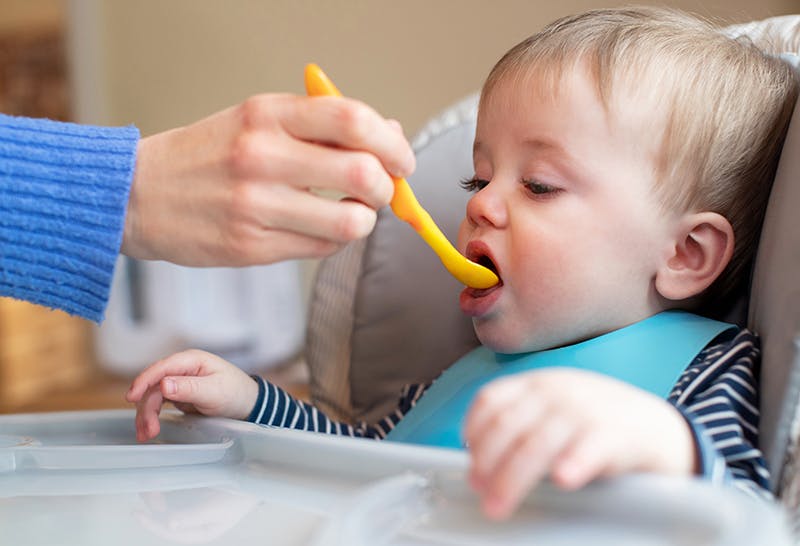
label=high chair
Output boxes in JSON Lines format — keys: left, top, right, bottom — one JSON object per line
{"left": 2, "top": 14, "right": 798, "bottom": 546}
{"left": 304, "top": 10, "right": 800, "bottom": 529}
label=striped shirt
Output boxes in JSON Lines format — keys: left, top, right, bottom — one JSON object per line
{"left": 247, "top": 327, "right": 769, "bottom": 498}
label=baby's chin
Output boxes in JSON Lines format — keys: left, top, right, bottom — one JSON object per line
{"left": 475, "top": 319, "right": 578, "bottom": 355}
{"left": 474, "top": 324, "right": 543, "bottom": 355}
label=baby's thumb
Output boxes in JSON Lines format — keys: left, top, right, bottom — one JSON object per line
{"left": 161, "top": 376, "right": 217, "bottom": 411}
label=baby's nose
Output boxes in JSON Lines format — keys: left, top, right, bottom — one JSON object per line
{"left": 465, "top": 183, "right": 508, "bottom": 228}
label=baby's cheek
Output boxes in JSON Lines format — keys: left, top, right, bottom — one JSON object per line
{"left": 456, "top": 218, "right": 471, "bottom": 253}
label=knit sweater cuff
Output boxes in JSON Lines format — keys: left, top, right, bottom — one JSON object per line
{"left": 0, "top": 114, "right": 140, "bottom": 322}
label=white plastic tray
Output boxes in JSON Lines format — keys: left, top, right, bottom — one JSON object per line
{"left": 0, "top": 409, "right": 793, "bottom": 545}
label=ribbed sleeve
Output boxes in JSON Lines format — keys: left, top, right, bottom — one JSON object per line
{"left": 0, "top": 113, "right": 140, "bottom": 322}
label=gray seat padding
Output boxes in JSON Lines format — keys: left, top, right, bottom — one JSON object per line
{"left": 751, "top": 85, "right": 800, "bottom": 493}
{"left": 305, "top": 95, "right": 481, "bottom": 423}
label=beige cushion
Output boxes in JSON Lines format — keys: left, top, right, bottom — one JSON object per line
{"left": 305, "top": 94, "right": 480, "bottom": 422}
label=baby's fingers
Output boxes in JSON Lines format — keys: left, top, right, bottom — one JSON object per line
{"left": 126, "top": 359, "right": 180, "bottom": 403}
{"left": 465, "top": 377, "right": 532, "bottom": 449}
{"left": 468, "top": 395, "right": 544, "bottom": 491}
{"left": 481, "top": 418, "right": 575, "bottom": 520}
{"left": 160, "top": 376, "right": 220, "bottom": 414}
{"left": 126, "top": 350, "right": 210, "bottom": 402}
{"left": 551, "top": 429, "right": 625, "bottom": 490}
{"left": 135, "top": 384, "right": 165, "bottom": 442}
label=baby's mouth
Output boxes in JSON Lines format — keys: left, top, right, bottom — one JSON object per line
{"left": 460, "top": 243, "right": 503, "bottom": 316}
{"left": 467, "top": 248, "right": 503, "bottom": 294}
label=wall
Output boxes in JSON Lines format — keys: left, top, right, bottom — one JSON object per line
{"left": 68, "top": 0, "right": 796, "bottom": 135}
{"left": 0, "top": 0, "right": 62, "bottom": 34}
{"left": 64, "top": 0, "right": 797, "bottom": 304}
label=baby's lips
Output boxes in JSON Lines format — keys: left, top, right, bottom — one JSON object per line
{"left": 466, "top": 240, "right": 502, "bottom": 281}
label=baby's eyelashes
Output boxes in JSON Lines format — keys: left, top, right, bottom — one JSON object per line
{"left": 460, "top": 176, "right": 562, "bottom": 198}
{"left": 522, "top": 178, "right": 562, "bottom": 199}
{"left": 460, "top": 176, "right": 490, "bottom": 192}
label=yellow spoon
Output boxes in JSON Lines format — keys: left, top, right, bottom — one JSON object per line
{"left": 304, "top": 63, "right": 499, "bottom": 289}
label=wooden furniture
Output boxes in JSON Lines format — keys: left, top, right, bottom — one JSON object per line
{"left": 0, "top": 300, "right": 94, "bottom": 411}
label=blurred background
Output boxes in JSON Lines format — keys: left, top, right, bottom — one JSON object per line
{"left": 1, "top": 0, "right": 796, "bottom": 414}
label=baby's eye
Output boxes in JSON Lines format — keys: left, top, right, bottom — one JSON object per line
{"left": 459, "top": 176, "right": 489, "bottom": 192}
{"left": 523, "top": 179, "right": 560, "bottom": 196}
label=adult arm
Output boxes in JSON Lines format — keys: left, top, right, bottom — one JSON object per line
{"left": 1, "top": 95, "right": 414, "bottom": 321}
{"left": 123, "top": 94, "right": 414, "bottom": 267}
{"left": 0, "top": 113, "right": 138, "bottom": 320}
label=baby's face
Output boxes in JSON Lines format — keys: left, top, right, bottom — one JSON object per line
{"left": 458, "top": 65, "right": 678, "bottom": 353}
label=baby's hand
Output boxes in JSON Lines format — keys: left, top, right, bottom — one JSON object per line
{"left": 463, "top": 368, "right": 696, "bottom": 520}
{"left": 126, "top": 350, "right": 258, "bottom": 442}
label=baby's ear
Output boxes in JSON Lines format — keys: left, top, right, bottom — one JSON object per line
{"left": 655, "top": 212, "right": 734, "bottom": 301}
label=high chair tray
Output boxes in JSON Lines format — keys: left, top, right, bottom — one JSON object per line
{"left": 0, "top": 409, "right": 792, "bottom": 545}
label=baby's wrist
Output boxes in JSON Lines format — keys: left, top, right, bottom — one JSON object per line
{"left": 668, "top": 405, "right": 713, "bottom": 476}
{"left": 649, "top": 404, "right": 698, "bottom": 476}
{"left": 243, "top": 375, "right": 266, "bottom": 422}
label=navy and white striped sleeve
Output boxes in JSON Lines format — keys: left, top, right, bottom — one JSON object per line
{"left": 245, "top": 375, "right": 429, "bottom": 440}
{"left": 667, "top": 328, "right": 771, "bottom": 499}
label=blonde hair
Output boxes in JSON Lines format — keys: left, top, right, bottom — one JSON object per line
{"left": 482, "top": 6, "right": 798, "bottom": 314}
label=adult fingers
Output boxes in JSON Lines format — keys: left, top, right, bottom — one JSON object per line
{"left": 227, "top": 229, "right": 344, "bottom": 265}
{"left": 231, "top": 181, "right": 380, "bottom": 243}
{"left": 231, "top": 129, "right": 395, "bottom": 210}
{"left": 247, "top": 94, "right": 416, "bottom": 178}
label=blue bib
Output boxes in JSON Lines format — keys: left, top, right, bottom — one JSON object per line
{"left": 385, "top": 310, "right": 735, "bottom": 449}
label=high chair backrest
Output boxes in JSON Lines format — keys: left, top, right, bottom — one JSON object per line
{"left": 723, "top": 17, "right": 800, "bottom": 500}
{"left": 305, "top": 94, "right": 480, "bottom": 424}
{"left": 305, "top": 14, "right": 800, "bottom": 498}
{"left": 749, "top": 63, "right": 800, "bottom": 495}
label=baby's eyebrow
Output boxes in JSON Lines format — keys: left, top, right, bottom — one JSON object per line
{"left": 520, "top": 137, "right": 570, "bottom": 159}
{"left": 473, "top": 136, "right": 583, "bottom": 183}
{"left": 473, "top": 136, "right": 571, "bottom": 158}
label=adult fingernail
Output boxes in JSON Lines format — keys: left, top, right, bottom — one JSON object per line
{"left": 388, "top": 153, "right": 415, "bottom": 179}
{"left": 163, "top": 378, "right": 176, "bottom": 395}
{"left": 406, "top": 151, "right": 416, "bottom": 172}
{"left": 397, "top": 154, "right": 416, "bottom": 178}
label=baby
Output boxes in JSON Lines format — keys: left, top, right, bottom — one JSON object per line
{"left": 127, "top": 7, "right": 799, "bottom": 520}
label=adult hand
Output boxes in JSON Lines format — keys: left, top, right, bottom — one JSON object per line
{"left": 126, "top": 349, "right": 258, "bottom": 441}
{"left": 463, "top": 368, "right": 697, "bottom": 520}
{"left": 122, "top": 94, "right": 415, "bottom": 266}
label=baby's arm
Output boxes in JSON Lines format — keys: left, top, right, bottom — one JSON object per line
{"left": 463, "top": 368, "right": 697, "bottom": 520}
{"left": 126, "top": 350, "right": 259, "bottom": 441}
{"left": 247, "top": 380, "right": 429, "bottom": 438}
{"left": 127, "top": 349, "right": 429, "bottom": 442}
{"left": 668, "top": 329, "right": 770, "bottom": 498}
{"left": 464, "top": 329, "right": 771, "bottom": 520}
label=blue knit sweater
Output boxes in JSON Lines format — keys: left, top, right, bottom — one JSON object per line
{"left": 0, "top": 114, "right": 140, "bottom": 322}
